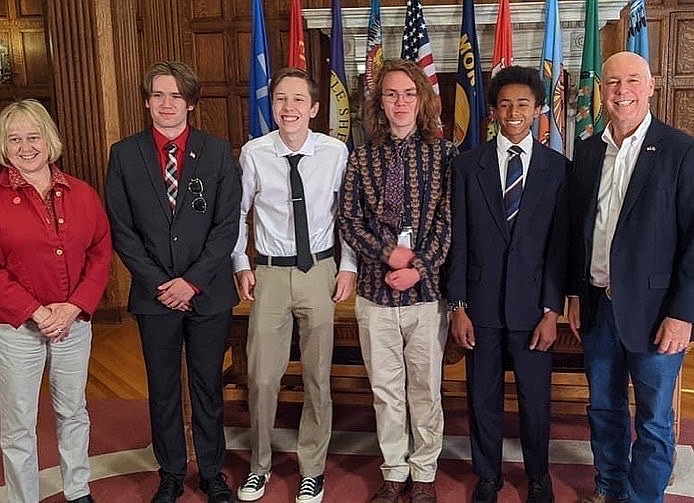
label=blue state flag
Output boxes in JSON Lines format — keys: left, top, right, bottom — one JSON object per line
{"left": 534, "top": 0, "right": 565, "bottom": 153}
{"left": 453, "top": 0, "right": 486, "bottom": 151}
{"left": 627, "top": 0, "right": 650, "bottom": 62}
{"left": 249, "top": 0, "right": 273, "bottom": 139}
{"left": 329, "top": 0, "right": 352, "bottom": 149}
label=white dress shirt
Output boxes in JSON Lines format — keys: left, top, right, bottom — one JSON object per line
{"left": 496, "top": 131, "right": 535, "bottom": 189}
{"left": 590, "top": 113, "right": 652, "bottom": 287}
{"left": 233, "top": 129, "right": 357, "bottom": 273}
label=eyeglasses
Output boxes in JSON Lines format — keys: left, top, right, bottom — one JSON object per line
{"left": 188, "top": 178, "right": 207, "bottom": 213}
{"left": 381, "top": 90, "right": 418, "bottom": 104}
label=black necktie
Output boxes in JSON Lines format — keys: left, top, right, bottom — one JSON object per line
{"left": 287, "top": 154, "right": 312, "bottom": 272}
{"left": 504, "top": 145, "right": 524, "bottom": 229}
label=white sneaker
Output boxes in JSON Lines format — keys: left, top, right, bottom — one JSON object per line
{"left": 295, "top": 474, "right": 324, "bottom": 503}
{"left": 237, "top": 472, "right": 271, "bottom": 501}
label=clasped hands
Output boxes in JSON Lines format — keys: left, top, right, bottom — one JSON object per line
{"left": 385, "top": 246, "right": 420, "bottom": 292}
{"left": 32, "top": 302, "right": 81, "bottom": 342}
{"left": 157, "top": 277, "right": 195, "bottom": 311}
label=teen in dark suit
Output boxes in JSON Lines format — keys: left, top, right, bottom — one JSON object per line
{"left": 447, "top": 66, "right": 569, "bottom": 503}
{"left": 105, "top": 61, "right": 242, "bottom": 503}
{"left": 568, "top": 52, "right": 694, "bottom": 503}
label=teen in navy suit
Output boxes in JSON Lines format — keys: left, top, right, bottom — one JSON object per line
{"left": 568, "top": 52, "right": 694, "bottom": 503}
{"left": 106, "top": 61, "right": 241, "bottom": 503}
{"left": 447, "top": 66, "right": 569, "bottom": 503}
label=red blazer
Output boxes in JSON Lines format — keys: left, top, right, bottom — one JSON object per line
{"left": 0, "top": 166, "right": 112, "bottom": 327}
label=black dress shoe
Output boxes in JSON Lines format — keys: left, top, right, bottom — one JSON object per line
{"left": 527, "top": 474, "right": 554, "bottom": 503}
{"left": 152, "top": 471, "right": 184, "bottom": 503}
{"left": 472, "top": 476, "right": 503, "bottom": 503}
{"left": 200, "top": 472, "right": 235, "bottom": 503}
{"left": 67, "top": 496, "right": 95, "bottom": 503}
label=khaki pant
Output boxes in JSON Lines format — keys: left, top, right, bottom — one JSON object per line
{"left": 247, "top": 258, "right": 337, "bottom": 477}
{"left": 355, "top": 296, "right": 448, "bottom": 483}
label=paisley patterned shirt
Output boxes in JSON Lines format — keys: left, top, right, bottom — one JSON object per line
{"left": 339, "top": 132, "right": 457, "bottom": 307}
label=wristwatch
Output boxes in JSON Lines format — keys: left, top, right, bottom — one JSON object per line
{"left": 447, "top": 299, "right": 468, "bottom": 312}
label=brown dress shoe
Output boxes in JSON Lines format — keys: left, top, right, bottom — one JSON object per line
{"left": 581, "top": 491, "right": 619, "bottom": 503}
{"left": 371, "top": 480, "right": 407, "bottom": 503}
{"left": 411, "top": 481, "right": 437, "bottom": 503}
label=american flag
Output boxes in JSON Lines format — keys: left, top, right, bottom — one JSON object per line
{"left": 400, "top": 0, "right": 439, "bottom": 94}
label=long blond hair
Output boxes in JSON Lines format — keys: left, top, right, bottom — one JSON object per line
{"left": 364, "top": 59, "right": 441, "bottom": 144}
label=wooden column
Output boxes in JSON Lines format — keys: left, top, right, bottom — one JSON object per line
{"left": 45, "top": 0, "right": 122, "bottom": 317}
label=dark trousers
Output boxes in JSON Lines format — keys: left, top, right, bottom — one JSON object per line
{"left": 466, "top": 326, "right": 553, "bottom": 481}
{"left": 136, "top": 310, "right": 231, "bottom": 479}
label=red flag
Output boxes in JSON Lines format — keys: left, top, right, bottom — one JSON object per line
{"left": 487, "top": 0, "right": 514, "bottom": 140}
{"left": 288, "top": 0, "right": 307, "bottom": 70}
{"left": 491, "top": 0, "right": 513, "bottom": 77}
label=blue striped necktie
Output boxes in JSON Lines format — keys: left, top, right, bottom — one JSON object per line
{"left": 504, "top": 145, "right": 524, "bottom": 228}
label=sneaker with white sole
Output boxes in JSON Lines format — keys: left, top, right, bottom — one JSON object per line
{"left": 237, "top": 472, "right": 270, "bottom": 502}
{"left": 295, "top": 474, "right": 324, "bottom": 503}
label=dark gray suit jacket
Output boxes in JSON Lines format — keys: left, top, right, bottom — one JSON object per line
{"left": 447, "top": 139, "right": 569, "bottom": 331}
{"left": 106, "top": 127, "right": 242, "bottom": 315}
{"left": 569, "top": 117, "right": 694, "bottom": 352}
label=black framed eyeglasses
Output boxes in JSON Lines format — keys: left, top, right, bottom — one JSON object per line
{"left": 188, "top": 178, "right": 207, "bottom": 213}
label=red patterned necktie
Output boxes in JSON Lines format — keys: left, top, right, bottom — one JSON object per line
{"left": 164, "top": 143, "right": 178, "bottom": 211}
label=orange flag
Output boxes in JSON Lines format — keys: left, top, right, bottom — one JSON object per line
{"left": 289, "top": 0, "right": 307, "bottom": 70}
{"left": 487, "top": 0, "right": 513, "bottom": 140}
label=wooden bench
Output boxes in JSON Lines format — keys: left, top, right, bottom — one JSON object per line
{"left": 221, "top": 297, "right": 683, "bottom": 438}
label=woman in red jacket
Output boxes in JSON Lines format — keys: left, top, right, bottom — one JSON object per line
{"left": 0, "top": 99, "right": 111, "bottom": 503}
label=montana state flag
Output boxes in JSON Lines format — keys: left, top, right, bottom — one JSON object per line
{"left": 454, "top": 0, "right": 486, "bottom": 151}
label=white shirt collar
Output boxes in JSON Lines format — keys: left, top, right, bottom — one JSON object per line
{"left": 602, "top": 112, "right": 652, "bottom": 150}
{"left": 273, "top": 129, "right": 317, "bottom": 157}
{"left": 496, "top": 131, "right": 534, "bottom": 156}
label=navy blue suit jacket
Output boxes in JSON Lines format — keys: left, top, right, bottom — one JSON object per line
{"left": 106, "top": 127, "right": 242, "bottom": 315}
{"left": 447, "top": 139, "right": 569, "bottom": 331}
{"left": 569, "top": 117, "right": 694, "bottom": 352}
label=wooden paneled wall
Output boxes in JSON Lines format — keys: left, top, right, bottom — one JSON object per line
{"left": 1, "top": 0, "right": 691, "bottom": 315}
{"left": 0, "top": 0, "right": 50, "bottom": 110}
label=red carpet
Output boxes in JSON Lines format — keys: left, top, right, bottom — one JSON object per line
{"left": 0, "top": 400, "right": 692, "bottom": 502}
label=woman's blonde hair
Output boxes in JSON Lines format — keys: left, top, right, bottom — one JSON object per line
{"left": 0, "top": 99, "right": 63, "bottom": 167}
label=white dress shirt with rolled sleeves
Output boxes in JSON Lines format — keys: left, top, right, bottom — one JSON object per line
{"left": 232, "top": 129, "right": 357, "bottom": 273}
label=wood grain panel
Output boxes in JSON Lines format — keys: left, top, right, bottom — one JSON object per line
{"left": 18, "top": 0, "right": 41, "bottom": 17}
{"left": 672, "top": 89, "right": 694, "bottom": 133}
{"left": 46, "top": 0, "right": 107, "bottom": 194}
{"left": 140, "top": 0, "right": 183, "bottom": 65}
{"left": 233, "top": 28, "right": 252, "bottom": 84}
{"left": 197, "top": 96, "right": 230, "bottom": 141}
{"left": 110, "top": 0, "right": 146, "bottom": 139}
{"left": 651, "top": 87, "right": 663, "bottom": 120}
{"left": 648, "top": 17, "right": 665, "bottom": 78}
{"left": 230, "top": 93, "right": 247, "bottom": 153}
{"left": 191, "top": 0, "right": 223, "bottom": 19}
{"left": 192, "top": 32, "right": 227, "bottom": 83}
{"left": 20, "top": 29, "right": 47, "bottom": 85}
{"left": 673, "top": 14, "right": 694, "bottom": 77}
{"left": 0, "top": 0, "right": 50, "bottom": 102}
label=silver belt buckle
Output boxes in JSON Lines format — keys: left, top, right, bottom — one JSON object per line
{"left": 605, "top": 286, "right": 612, "bottom": 300}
